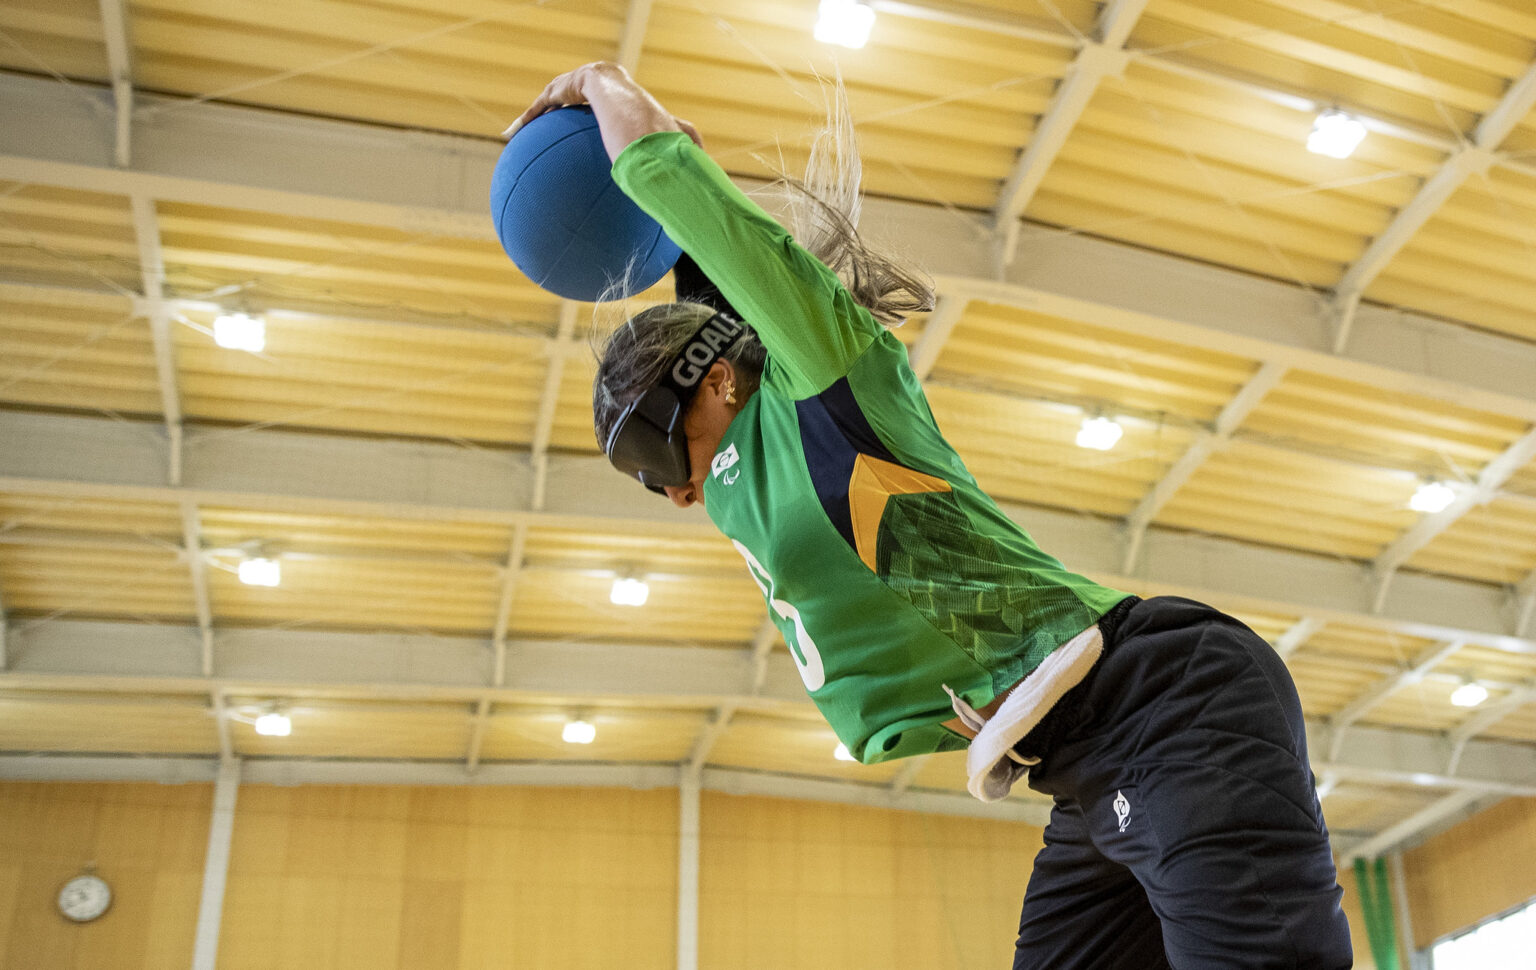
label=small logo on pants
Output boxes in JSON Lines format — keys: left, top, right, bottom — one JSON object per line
{"left": 1113, "top": 790, "right": 1131, "bottom": 832}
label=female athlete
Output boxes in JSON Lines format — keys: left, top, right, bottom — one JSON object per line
{"left": 510, "top": 62, "right": 1352, "bottom": 970}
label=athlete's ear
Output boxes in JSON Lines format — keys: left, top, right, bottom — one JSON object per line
{"left": 699, "top": 359, "right": 735, "bottom": 402}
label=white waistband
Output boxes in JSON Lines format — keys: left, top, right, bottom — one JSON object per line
{"left": 946, "top": 623, "right": 1104, "bottom": 802}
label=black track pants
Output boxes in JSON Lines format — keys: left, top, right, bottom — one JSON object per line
{"left": 1012, "top": 597, "right": 1353, "bottom": 970}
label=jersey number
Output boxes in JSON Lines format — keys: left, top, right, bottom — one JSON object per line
{"left": 731, "top": 539, "right": 826, "bottom": 691}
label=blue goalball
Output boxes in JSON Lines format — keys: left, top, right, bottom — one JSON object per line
{"left": 490, "top": 105, "right": 681, "bottom": 301}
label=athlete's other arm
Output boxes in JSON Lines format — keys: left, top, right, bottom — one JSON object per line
{"left": 506, "top": 62, "right": 701, "bottom": 162}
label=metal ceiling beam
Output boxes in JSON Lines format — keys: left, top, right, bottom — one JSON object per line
{"left": 4, "top": 620, "right": 1533, "bottom": 800}
{"left": 1371, "top": 427, "right": 1536, "bottom": 609}
{"left": 872, "top": 0, "right": 1536, "bottom": 179}
{"left": 1274, "top": 616, "right": 1325, "bottom": 660}
{"left": 0, "top": 755, "right": 1050, "bottom": 825}
{"left": 4, "top": 74, "right": 1536, "bottom": 421}
{"left": 96, "top": 0, "right": 134, "bottom": 167}
{"left": 467, "top": 301, "right": 580, "bottom": 770}
{"left": 993, "top": 0, "right": 1146, "bottom": 264}
{"left": 1340, "top": 788, "right": 1488, "bottom": 863}
{"left": 1121, "top": 361, "right": 1287, "bottom": 572}
{"left": 616, "top": 0, "right": 654, "bottom": 74}
{"left": 4, "top": 410, "right": 1535, "bottom": 657}
{"left": 906, "top": 294, "right": 966, "bottom": 379}
{"left": 1331, "top": 60, "right": 1536, "bottom": 351}
{"left": 1327, "top": 638, "right": 1467, "bottom": 761}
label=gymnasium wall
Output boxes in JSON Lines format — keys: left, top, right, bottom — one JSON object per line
{"left": 26, "top": 778, "right": 1532, "bottom": 968}
{"left": 1403, "top": 796, "right": 1536, "bottom": 950}
{"left": 0, "top": 780, "right": 1043, "bottom": 970}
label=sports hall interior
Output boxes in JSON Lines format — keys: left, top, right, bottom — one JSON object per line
{"left": 0, "top": 1, "right": 1533, "bottom": 968}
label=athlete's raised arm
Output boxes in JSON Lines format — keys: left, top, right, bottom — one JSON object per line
{"left": 505, "top": 61, "right": 700, "bottom": 162}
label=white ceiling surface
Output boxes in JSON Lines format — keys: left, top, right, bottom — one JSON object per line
{"left": 0, "top": 0, "right": 1533, "bottom": 858}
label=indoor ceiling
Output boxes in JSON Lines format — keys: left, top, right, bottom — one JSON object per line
{"left": 0, "top": 0, "right": 1534, "bottom": 855}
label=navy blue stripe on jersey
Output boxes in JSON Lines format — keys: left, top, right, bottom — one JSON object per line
{"left": 795, "top": 378, "right": 901, "bottom": 554}
{"left": 795, "top": 393, "right": 858, "bottom": 549}
{"left": 821, "top": 378, "right": 898, "bottom": 464}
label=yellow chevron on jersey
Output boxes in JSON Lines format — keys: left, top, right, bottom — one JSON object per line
{"left": 848, "top": 454, "right": 951, "bottom": 572}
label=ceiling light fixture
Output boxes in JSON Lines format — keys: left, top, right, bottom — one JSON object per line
{"left": 814, "top": 0, "right": 875, "bottom": 49}
{"left": 212, "top": 311, "right": 266, "bottom": 353}
{"left": 1450, "top": 681, "right": 1488, "bottom": 709}
{"left": 1409, "top": 481, "right": 1456, "bottom": 514}
{"left": 610, "top": 575, "right": 649, "bottom": 607}
{"left": 237, "top": 556, "right": 281, "bottom": 587}
{"left": 833, "top": 743, "right": 857, "bottom": 762}
{"left": 254, "top": 708, "right": 292, "bottom": 737}
{"left": 562, "top": 718, "right": 597, "bottom": 744}
{"left": 1075, "top": 415, "right": 1123, "bottom": 451}
{"left": 1307, "top": 110, "right": 1367, "bottom": 159}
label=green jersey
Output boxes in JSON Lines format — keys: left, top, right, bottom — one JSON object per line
{"left": 613, "top": 132, "right": 1129, "bottom": 764}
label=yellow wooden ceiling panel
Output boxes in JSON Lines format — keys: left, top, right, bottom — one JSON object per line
{"left": 1323, "top": 783, "right": 1442, "bottom": 834}
{"left": 128, "top": 0, "right": 618, "bottom": 135}
{"left": 708, "top": 711, "right": 905, "bottom": 784}
{"left": 0, "top": 493, "right": 181, "bottom": 537}
{"left": 933, "top": 393, "right": 1194, "bottom": 518}
{"left": 1160, "top": 442, "right": 1418, "bottom": 559}
{"left": 156, "top": 202, "right": 555, "bottom": 323}
{"left": 1364, "top": 680, "right": 1481, "bottom": 732}
{"left": 0, "top": 0, "right": 108, "bottom": 80}
{"left": 225, "top": 697, "right": 472, "bottom": 760}
{"left": 207, "top": 557, "right": 500, "bottom": 632}
{"left": 1025, "top": 190, "right": 1344, "bottom": 287}
{"left": 0, "top": 692, "right": 216, "bottom": 755}
{"left": 0, "top": 183, "right": 139, "bottom": 292}
{"left": 649, "top": 1, "right": 1071, "bottom": 111}
{"left": 170, "top": 308, "right": 551, "bottom": 444}
{"left": 1143, "top": 0, "right": 1507, "bottom": 115}
{"left": 1430, "top": 177, "right": 1536, "bottom": 249}
{"left": 1056, "top": 126, "right": 1396, "bottom": 241}
{"left": 1307, "top": 622, "right": 1436, "bottom": 666}
{"left": 508, "top": 569, "right": 763, "bottom": 645}
{"left": 1243, "top": 370, "right": 1528, "bottom": 474}
{"left": 199, "top": 508, "right": 511, "bottom": 558}
{"left": 1363, "top": 273, "right": 1536, "bottom": 344}
{"left": 1289, "top": 656, "right": 1389, "bottom": 719}
{"left": 1445, "top": 645, "right": 1536, "bottom": 687}
{"left": 1381, "top": 250, "right": 1536, "bottom": 329}
{"left": 1407, "top": 499, "right": 1536, "bottom": 585}
{"left": 524, "top": 527, "right": 746, "bottom": 576}
{"left": 1035, "top": 156, "right": 1364, "bottom": 270}
{"left": 0, "top": 544, "right": 194, "bottom": 619}
{"left": 938, "top": 303, "right": 1256, "bottom": 422}
{"left": 1481, "top": 702, "right": 1536, "bottom": 744}
{"left": 478, "top": 705, "right": 700, "bottom": 763}
{"left": 1100, "top": 64, "right": 1443, "bottom": 183}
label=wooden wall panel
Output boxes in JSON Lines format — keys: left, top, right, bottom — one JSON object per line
{"left": 698, "top": 792, "right": 1043, "bottom": 970}
{"left": 1403, "top": 797, "right": 1536, "bottom": 949}
{"left": 218, "top": 785, "right": 678, "bottom": 970}
{"left": 0, "top": 782, "right": 211, "bottom": 970}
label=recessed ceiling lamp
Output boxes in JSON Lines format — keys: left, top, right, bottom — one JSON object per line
{"left": 610, "top": 575, "right": 649, "bottom": 607}
{"left": 212, "top": 311, "right": 266, "bottom": 353}
{"left": 1075, "top": 415, "right": 1124, "bottom": 451}
{"left": 254, "top": 707, "right": 292, "bottom": 736}
{"left": 1450, "top": 681, "right": 1488, "bottom": 709}
{"left": 814, "top": 0, "right": 876, "bottom": 49}
{"left": 1307, "top": 110, "right": 1367, "bottom": 159}
{"left": 833, "top": 743, "right": 857, "bottom": 762}
{"left": 1409, "top": 481, "right": 1456, "bottom": 514}
{"left": 237, "top": 556, "right": 281, "bottom": 587}
{"left": 562, "top": 718, "right": 597, "bottom": 744}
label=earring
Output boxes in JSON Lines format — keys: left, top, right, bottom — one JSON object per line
{"left": 724, "top": 379, "right": 737, "bottom": 405}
